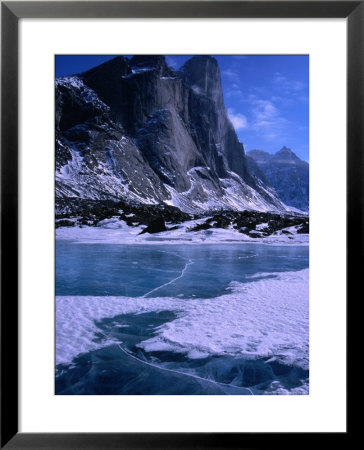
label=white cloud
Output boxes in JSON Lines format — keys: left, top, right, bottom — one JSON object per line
{"left": 222, "top": 68, "right": 240, "bottom": 83}
{"left": 253, "top": 99, "right": 279, "bottom": 121}
{"left": 228, "top": 108, "right": 248, "bottom": 130}
{"left": 273, "top": 72, "right": 307, "bottom": 95}
{"left": 248, "top": 99, "right": 289, "bottom": 142}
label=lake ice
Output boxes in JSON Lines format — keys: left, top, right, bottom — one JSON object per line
{"left": 56, "top": 241, "right": 309, "bottom": 395}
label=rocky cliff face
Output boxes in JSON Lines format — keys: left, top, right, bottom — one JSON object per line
{"left": 56, "top": 55, "right": 287, "bottom": 213}
{"left": 247, "top": 147, "right": 309, "bottom": 212}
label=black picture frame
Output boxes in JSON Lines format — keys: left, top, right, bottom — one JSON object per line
{"left": 1, "top": 1, "right": 357, "bottom": 448}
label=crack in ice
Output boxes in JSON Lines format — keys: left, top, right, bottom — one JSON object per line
{"left": 100, "top": 329, "right": 254, "bottom": 395}
{"left": 142, "top": 258, "right": 194, "bottom": 298}
{"left": 238, "top": 254, "right": 257, "bottom": 259}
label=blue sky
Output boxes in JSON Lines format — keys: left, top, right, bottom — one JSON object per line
{"left": 56, "top": 55, "right": 309, "bottom": 161}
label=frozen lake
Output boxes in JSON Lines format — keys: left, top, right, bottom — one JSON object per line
{"left": 56, "top": 241, "right": 308, "bottom": 298}
{"left": 56, "top": 241, "right": 309, "bottom": 395}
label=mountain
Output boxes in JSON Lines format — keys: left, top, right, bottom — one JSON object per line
{"left": 55, "top": 55, "right": 288, "bottom": 214}
{"left": 247, "top": 147, "right": 309, "bottom": 211}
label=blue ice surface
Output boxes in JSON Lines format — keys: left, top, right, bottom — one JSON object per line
{"left": 56, "top": 242, "right": 309, "bottom": 395}
{"left": 56, "top": 310, "right": 309, "bottom": 395}
{"left": 56, "top": 242, "right": 309, "bottom": 298}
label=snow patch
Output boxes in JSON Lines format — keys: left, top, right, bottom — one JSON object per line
{"left": 56, "top": 269, "right": 309, "bottom": 370}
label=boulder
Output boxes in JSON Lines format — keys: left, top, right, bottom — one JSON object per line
{"left": 139, "top": 217, "right": 167, "bottom": 234}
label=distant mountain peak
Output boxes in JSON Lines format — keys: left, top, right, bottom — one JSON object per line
{"left": 246, "top": 147, "right": 309, "bottom": 211}
{"left": 246, "top": 149, "right": 271, "bottom": 162}
{"left": 274, "top": 146, "right": 299, "bottom": 160}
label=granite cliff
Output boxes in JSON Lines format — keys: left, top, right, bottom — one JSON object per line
{"left": 56, "top": 55, "right": 288, "bottom": 213}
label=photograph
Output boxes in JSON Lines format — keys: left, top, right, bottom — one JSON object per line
{"left": 55, "top": 54, "right": 309, "bottom": 395}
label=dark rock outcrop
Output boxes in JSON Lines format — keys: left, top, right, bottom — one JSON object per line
{"left": 55, "top": 199, "right": 308, "bottom": 237}
{"left": 188, "top": 210, "right": 309, "bottom": 237}
{"left": 139, "top": 218, "right": 168, "bottom": 235}
{"left": 55, "top": 198, "right": 193, "bottom": 229}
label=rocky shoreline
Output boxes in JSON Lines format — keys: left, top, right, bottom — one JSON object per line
{"left": 56, "top": 199, "right": 308, "bottom": 239}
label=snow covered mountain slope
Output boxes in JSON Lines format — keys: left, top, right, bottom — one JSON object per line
{"left": 247, "top": 147, "right": 309, "bottom": 212}
{"left": 56, "top": 55, "right": 289, "bottom": 213}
